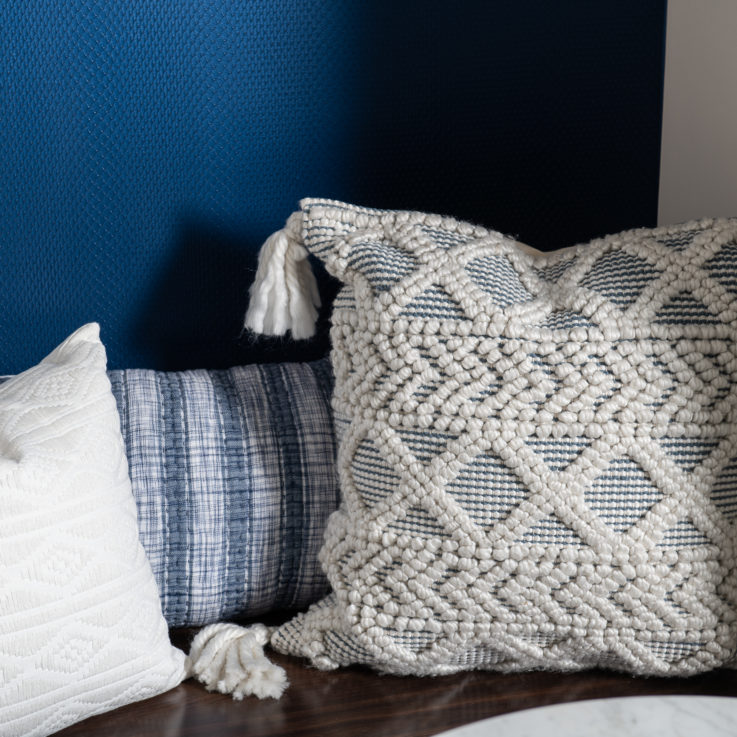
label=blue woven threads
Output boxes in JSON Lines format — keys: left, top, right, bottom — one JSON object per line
{"left": 209, "top": 369, "right": 252, "bottom": 620}
{"left": 159, "top": 371, "right": 190, "bottom": 625}
{"left": 109, "top": 359, "right": 337, "bottom": 627}
{"left": 259, "top": 363, "right": 307, "bottom": 610}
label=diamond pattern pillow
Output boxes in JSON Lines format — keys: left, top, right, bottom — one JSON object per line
{"left": 0, "top": 325, "right": 186, "bottom": 737}
{"left": 261, "top": 200, "right": 737, "bottom": 677}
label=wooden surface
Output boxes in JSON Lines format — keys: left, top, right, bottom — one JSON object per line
{"left": 57, "top": 630, "right": 737, "bottom": 737}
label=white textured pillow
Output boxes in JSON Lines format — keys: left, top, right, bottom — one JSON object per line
{"left": 247, "top": 200, "right": 737, "bottom": 679}
{"left": 0, "top": 324, "right": 186, "bottom": 737}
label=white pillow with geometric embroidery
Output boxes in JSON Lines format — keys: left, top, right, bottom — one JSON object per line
{"left": 0, "top": 324, "right": 186, "bottom": 737}
{"left": 248, "top": 199, "right": 737, "bottom": 678}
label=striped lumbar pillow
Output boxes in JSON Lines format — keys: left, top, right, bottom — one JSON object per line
{"left": 109, "top": 359, "right": 337, "bottom": 627}
{"left": 247, "top": 199, "right": 737, "bottom": 679}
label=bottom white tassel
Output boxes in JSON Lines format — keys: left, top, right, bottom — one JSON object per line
{"left": 186, "top": 623, "right": 288, "bottom": 700}
{"left": 244, "top": 212, "right": 320, "bottom": 340}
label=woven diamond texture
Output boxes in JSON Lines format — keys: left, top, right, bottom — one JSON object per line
{"left": 0, "top": 325, "right": 185, "bottom": 737}
{"left": 272, "top": 200, "right": 737, "bottom": 677}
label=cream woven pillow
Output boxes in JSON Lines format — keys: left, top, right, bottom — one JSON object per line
{"left": 248, "top": 200, "right": 737, "bottom": 678}
{"left": 0, "top": 325, "right": 186, "bottom": 737}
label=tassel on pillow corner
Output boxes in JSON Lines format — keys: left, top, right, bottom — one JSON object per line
{"left": 244, "top": 210, "right": 320, "bottom": 341}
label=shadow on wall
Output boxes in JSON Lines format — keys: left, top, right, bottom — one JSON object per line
{"left": 344, "top": 1, "right": 666, "bottom": 250}
{"left": 129, "top": 1, "right": 666, "bottom": 370}
{"left": 0, "top": 1, "right": 666, "bottom": 373}
{"left": 131, "top": 219, "right": 338, "bottom": 371}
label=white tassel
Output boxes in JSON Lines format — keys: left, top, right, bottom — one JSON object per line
{"left": 186, "top": 623, "right": 288, "bottom": 700}
{"left": 244, "top": 214, "right": 320, "bottom": 340}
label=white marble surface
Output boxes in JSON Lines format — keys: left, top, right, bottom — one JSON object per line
{"left": 433, "top": 695, "right": 737, "bottom": 737}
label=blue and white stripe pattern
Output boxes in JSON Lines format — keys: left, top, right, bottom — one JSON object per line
{"left": 109, "top": 359, "right": 337, "bottom": 627}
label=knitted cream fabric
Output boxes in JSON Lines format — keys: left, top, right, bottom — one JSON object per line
{"left": 0, "top": 325, "right": 186, "bottom": 737}
{"left": 271, "top": 200, "right": 737, "bottom": 677}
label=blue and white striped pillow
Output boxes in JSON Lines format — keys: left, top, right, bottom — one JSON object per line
{"left": 109, "top": 359, "right": 338, "bottom": 627}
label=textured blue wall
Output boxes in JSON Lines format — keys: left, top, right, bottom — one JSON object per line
{"left": 0, "top": 1, "right": 666, "bottom": 371}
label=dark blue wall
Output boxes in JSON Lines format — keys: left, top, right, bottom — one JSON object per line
{"left": 0, "top": 1, "right": 666, "bottom": 371}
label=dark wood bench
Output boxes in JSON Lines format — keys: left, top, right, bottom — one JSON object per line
{"left": 56, "top": 628, "right": 737, "bottom": 737}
